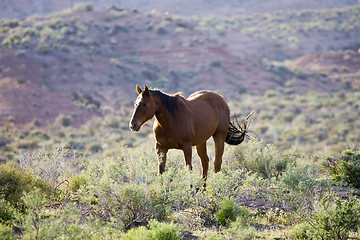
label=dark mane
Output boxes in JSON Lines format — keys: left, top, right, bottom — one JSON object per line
{"left": 150, "top": 90, "right": 181, "bottom": 115}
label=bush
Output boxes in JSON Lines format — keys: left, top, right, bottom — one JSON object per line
{"left": 280, "top": 165, "right": 332, "bottom": 215}
{"left": 235, "top": 140, "right": 299, "bottom": 179}
{"left": 148, "top": 219, "right": 181, "bottom": 240}
{"left": 103, "top": 14, "right": 113, "bottom": 22}
{"left": 0, "top": 163, "right": 51, "bottom": 210}
{"left": 122, "top": 220, "right": 181, "bottom": 240}
{"left": 123, "top": 226, "right": 153, "bottom": 240}
{"left": 0, "top": 223, "right": 16, "bottom": 240}
{"left": 292, "top": 195, "right": 360, "bottom": 240}
{"left": 36, "top": 40, "right": 51, "bottom": 54}
{"left": 69, "top": 175, "right": 88, "bottom": 192}
{"left": 215, "top": 197, "right": 255, "bottom": 239}
{"left": 0, "top": 199, "right": 17, "bottom": 226}
{"left": 56, "top": 114, "right": 72, "bottom": 127}
{"left": 72, "top": 3, "right": 94, "bottom": 12}
{"left": 216, "top": 197, "right": 250, "bottom": 226}
{"left": 21, "top": 188, "right": 48, "bottom": 239}
{"left": 324, "top": 147, "right": 360, "bottom": 188}
{"left": 86, "top": 142, "right": 102, "bottom": 153}
{"left": 281, "top": 165, "right": 318, "bottom": 193}
{"left": 155, "top": 25, "right": 167, "bottom": 35}
{"left": 226, "top": 218, "right": 256, "bottom": 240}
{"left": 91, "top": 182, "right": 170, "bottom": 229}
{"left": 290, "top": 223, "right": 313, "bottom": 240}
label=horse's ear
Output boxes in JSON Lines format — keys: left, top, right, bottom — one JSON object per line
{"left": 136, "top": 84, "right": 142, "bottom": 94}
{"left": 144, "top": 85, "right": 150, "bottom": 95}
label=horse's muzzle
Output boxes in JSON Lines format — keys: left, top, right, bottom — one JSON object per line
{"left": 129, "top": 122, "right": 140, "bottom": 132}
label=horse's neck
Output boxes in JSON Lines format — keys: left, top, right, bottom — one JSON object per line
{"left": 153, "top": 93, "right": 182, "bottom": 129}
{"left": 154, "top": 101, "right": 174, "bottom": 129}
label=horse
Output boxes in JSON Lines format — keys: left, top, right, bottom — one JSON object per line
{"left": 129, "top": 84, "right": 253, "bottom": 180}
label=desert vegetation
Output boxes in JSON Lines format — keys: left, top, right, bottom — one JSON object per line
{"left": 195, "top": 6, "right": 360, "bottom": 40}
{"left": 0, "top": 71, "right": 359, "bottom": 239}
{"left": 0, "top": 92, "right": 360, "bottom": 238}
{"left": 1, "top": 137, "right": 360, "bottom": 239}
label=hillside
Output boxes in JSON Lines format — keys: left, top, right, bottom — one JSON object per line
{"left": 1, "top": 0, "right": 358, "bottom": 19}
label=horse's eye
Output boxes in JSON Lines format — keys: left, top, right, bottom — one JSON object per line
{"left": 143, "top": 103, "right": 147, "bottom": 107}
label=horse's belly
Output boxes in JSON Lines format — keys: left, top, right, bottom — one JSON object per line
{"left": 155, "top": 125, "right": 210, "bottom": 149}
{"left": 154, "top": 127, "right": 184, "bottom": 149}
{"left": 191, "top": 127, "right": 215, "bottom": 146}
{"left": 156, "top": 136, "right": 183, "bottom": 149}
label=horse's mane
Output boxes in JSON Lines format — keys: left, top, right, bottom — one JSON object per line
{"left": 150, "top": 89, "right": 183, "bottom": 115}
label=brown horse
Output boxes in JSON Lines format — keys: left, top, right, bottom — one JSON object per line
{"left": 129, "top": 85, "right": 253, "bottom": 179}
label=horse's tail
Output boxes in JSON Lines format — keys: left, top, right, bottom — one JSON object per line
{"left": 225, "top": 110, "right": 255, "bottom": 145}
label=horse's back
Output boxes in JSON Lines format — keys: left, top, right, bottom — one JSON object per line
{"left": 187, "top": 90, "right": 229, "bottom": 114}
{"left": 186, "top": 90, "right": 230, "bottom": 137}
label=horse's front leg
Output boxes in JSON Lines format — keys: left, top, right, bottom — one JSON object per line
{"left": 182, "top": 144, "right": 193, "bottom": 171}
{"left": 156, "top": 143, "right": 168, "bottom": 175}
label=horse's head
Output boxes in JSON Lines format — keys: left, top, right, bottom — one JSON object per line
{"left": 129, "top": 84, "right": 156, "bottom": 131}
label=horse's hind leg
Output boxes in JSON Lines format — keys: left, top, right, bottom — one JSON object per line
{"left": 182, "top": 144, "right": 193, "bottom": 171}
{"left": 196, "top": 142, "right": 209, "bottom": 179}
{"left": 213, "top": 133, "right": 226, "bottom": 173}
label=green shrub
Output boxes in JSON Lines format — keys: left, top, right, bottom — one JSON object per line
{"left": 148, "top": 219, "right": 181, "bottom": 240}
{"left": 21, "top": 188, "right": 48, "bottom": 239}
{"left": 155, "top": 25, "right": 167, "bottom": 35}
{"left": 293, "top": 195, "right": 360, "bottom": 240}
{"left": 104, "top": 115, "right": 120, "bottom": 128}
{"left": 69, "top": 175, "right": 88, "bottom": 192}
{"left": 72, "top": 3, "right": 94, "bottom": 12}
{"left": 122, "top": 220, "right": 181, "bottom": 240}
{"left": 280, "top": 165, "right": 331, "bottom": 214}
{"left": 216, "top": 197, "right": 249, "bottom": 226}
{"left": 0, "top": 199, "right": 17, "bottom": 225}
{"left": 0, "top": 164, "right": 51, "bottom": 210}
{"left": 123, "top": 226, "right": 153, "bottom": 240}
{"left": 86, "top": 142, "right": 102, "bottom": 153}
{"left": 103, "top": 14, "right": 113, "bottom": 22}
{"left": 235, "top": 140, "right": 299, "bottom": 179}
{"left": 15, "top": 138, "right": 40, "bottom": 149}
{"left": 92, "top": 182, "right": 169, "bottom": 229}
{"left": 0, "top": 123, "right": 14, "bottom": 148}
{"left": 289, "top": 223, "right": 313, "bottom": 240}
{"left": 215, "top": 198, "right": 255, "bottom": 239}
{"left": 210, "top": 60, "right": 222, "bottom": 68}
{"left": 313, "top": 196, "right": 360, "bottom": 240}
{"left": 281, "top": 165, "right": 318, "bottom": 193}
{"left": 226, "top": 218, "right": 256, "bottom": 240}
{"left": 56, "top": 114, "right": 72, "bottom": 127}
{"left": 20, "top": 200, "right": 122, "bottom": 239}
{"left": 0, "top": 223, "right": 16, "bottom": 240}
{"left": 324, "top": 148, "right": 360, "bottom": 188}
{"left": 36, "top": 40, "right": 51, "bottom": 54}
